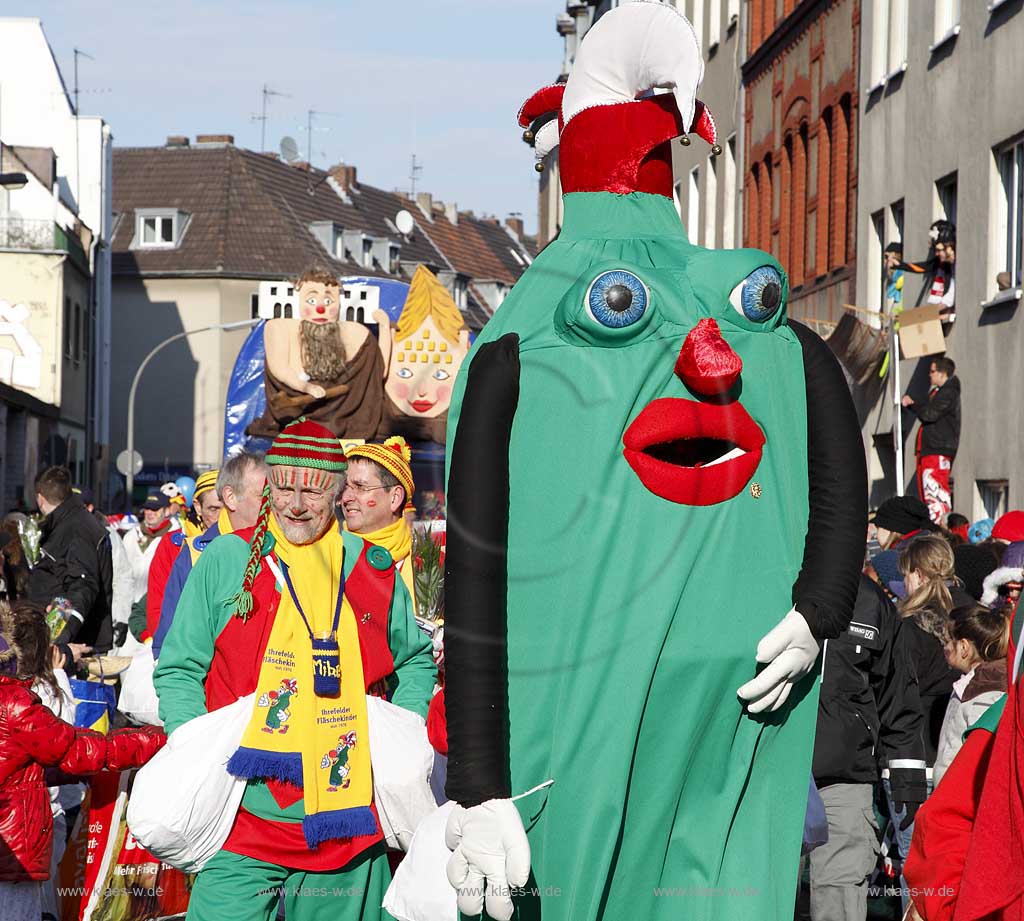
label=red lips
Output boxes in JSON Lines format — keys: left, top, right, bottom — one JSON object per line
{"left": 411, "top": 399, "right": 436, "bottom": 413}
{"left": 623, "top": 398, "right": 765, "bottom": 505}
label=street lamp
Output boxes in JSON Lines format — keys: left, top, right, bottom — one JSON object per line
{"left": 125, "top": 318, "right": 260, "bottom": 501}
{"left": 0, "top": 172, "right": 27, "bottom": 189}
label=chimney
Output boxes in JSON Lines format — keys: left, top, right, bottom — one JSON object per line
{"left": 194, "top": 134, "right": 235, "bottom": 147}
{"left": 165, "top": 135, "right": 190, "bottom": 148}
{"left": 505, "top": 215, "right": 525, "bottom": 238}
{"left": 416, "top": 192, "right": 433, "bottom": 218}
{"left": 328, "top": 163, "right": 358, "bottom": 193}
{"left": 444, "top": 201, "right": 458, "bottom": 224}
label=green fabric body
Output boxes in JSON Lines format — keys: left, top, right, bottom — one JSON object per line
{"left": 186, "top": 843, "right": 394, "bottom": 921}
{"left": 447, "top": 192, "right": 817, "bottom": 920}
{"left": 154, "top": 528, "right": 435, "bottom": 825}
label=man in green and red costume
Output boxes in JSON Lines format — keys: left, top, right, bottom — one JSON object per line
{"left": 154, "top": 418, "right": 435, "bottom": 921}
{"left": 440, "top": 4, "right": 866, "bottom": 921}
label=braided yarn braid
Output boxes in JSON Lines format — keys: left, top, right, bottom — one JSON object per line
{"left": 232, "top": 483, "right": 272, "bottom": 621}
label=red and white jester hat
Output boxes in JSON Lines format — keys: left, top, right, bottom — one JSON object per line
{"left": 519, "top": 0, "right": 718, "bottom": 198}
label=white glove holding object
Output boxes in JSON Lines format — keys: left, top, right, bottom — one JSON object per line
{"left": 446, "top": 798, "right": 531, "bottom": 921}
{"left": 736, "top": 608, "right": 820, "bottom": 713}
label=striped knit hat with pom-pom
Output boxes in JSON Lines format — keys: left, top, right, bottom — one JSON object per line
{"left": 232, "top": 418, "right": 347, "bottom": 620}
{"left": 344, "top": 436, "right": 414, "bottom": 500}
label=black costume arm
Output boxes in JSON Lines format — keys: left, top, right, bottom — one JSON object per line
{"left": 789, "top": 321, "right": 867, "bottom": 641}
{"left": 444, "top": 334, "right": 520, "bottom": 807}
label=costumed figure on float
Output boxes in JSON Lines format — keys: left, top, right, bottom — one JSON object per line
{"left": 246, "top": 268, "right": 387, "bottom": 440}
{"left": 441, "top": 3, "right": 866, "bottom": 920}
{"left": 377, "top": 265, "right": 471, "bottom": 446}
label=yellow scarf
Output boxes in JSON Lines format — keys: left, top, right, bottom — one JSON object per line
{"left": 216, "top": 506, "right": 234, "bottom": 536}
{"left": 227, "top": 517, "right": 375, "bottom": 846}
{"left": 350, "top": 517, "right": 416, "bottom": 610}
{"left": 187, "top": 507, "right": 235, "bottom": 566}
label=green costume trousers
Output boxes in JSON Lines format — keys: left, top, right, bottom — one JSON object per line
{"left": 186, "top": 845, "right": 394, "bottom": 921}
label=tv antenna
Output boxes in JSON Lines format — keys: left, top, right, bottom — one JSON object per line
{"left": 409, "top": 153, "right": 423, "bottom": 198}
{"left": 302, "top": 109, "right": 339, "bottom": 166}
{"left": 255, "top": 84, "right": 290, "bottom": 152}
{"left": 72, "top": 48, "right": 94, "bottom": 210}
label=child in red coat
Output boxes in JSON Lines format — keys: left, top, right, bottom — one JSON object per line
{"left": 0, "top": 603, "right": 165, "bottom": 921}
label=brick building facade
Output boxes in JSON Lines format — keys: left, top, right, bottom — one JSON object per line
{"left": 742, "top": 0, "right": 860, "bottom": 331}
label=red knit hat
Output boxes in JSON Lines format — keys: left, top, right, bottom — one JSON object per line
{"left": 266, "top": 418, "right": 348, "bottom": 472}
{"left": 992, "top": 510, "right": 1024, "bottom": 543}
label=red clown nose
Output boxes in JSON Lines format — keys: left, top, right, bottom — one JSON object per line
{"left": 675, "top": 318, "right": 742, "bottom": 395}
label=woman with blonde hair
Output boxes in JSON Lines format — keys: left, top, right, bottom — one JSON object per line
{"left": 897, "top": 534, "right": 968, "bottom": 768}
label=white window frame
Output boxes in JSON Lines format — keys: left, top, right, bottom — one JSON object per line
{"left": 722, "top": 135, "right": 737, "bottom": 250}
{"left": 930, "top": 0, "right": 961, "bottom": 52}
{"left": 726, "top": 0, "right": 739, "bottom": 30}
{"left": 886, "top": 0, "right": 908, "bottom": 80}
{"left": 708, "top": 0, "right": 721, "bottom": 50}
{"left": 687, "top": 0, "right": 704, "bottom": 52}
{"left": 986, "top": 136, "right": 1024, "bottom": 306}
{"left": 868, "top": 209, "right": 885, "bottom": 316}
{"left": 974, "top": 479, "right": 1009, "bottom": 522}
{"left": 687, "top": 166, "right": 700, "bottom": 246}
{"left": 889, "top": 198, "right": 904, "bottom": 246}
{"left": 869, "top": 0, "right": 908, "bottom": 91}
{"left": 934, "top": 172, "right": 958, "bottom": 226}
{"left": 133, "top": 209, "right": 186, "bottom": 249}
{"left": 704, "top": 156, "right": 718, "bottom": 248}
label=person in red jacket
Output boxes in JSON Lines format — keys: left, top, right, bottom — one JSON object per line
{"left": 904, "top": 593, "right": 1024, "bottom": 921}
{"left": 0, "top": 604, "right": 164, "bottom": 921}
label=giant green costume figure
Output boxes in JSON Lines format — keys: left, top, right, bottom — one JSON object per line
{"left": 441, "top": 5, "right": 866, "bottom": 921}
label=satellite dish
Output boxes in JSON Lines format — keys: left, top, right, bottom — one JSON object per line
{"left": 280, "top": 136, "right": 300, "bottom": 162}
{"left": 394, "top": 210, "right": 415, "bottom": 236}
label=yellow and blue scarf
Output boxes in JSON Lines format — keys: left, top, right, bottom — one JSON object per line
{"left": 227, "top": 517, "right": 376, "bottom": 846}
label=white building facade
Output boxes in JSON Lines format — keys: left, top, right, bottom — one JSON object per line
{"left": 855, "top": 0, "right": 1024, "bottom": 515}
{"left": 0, "top": 17, "right": 113, "bottom": 505}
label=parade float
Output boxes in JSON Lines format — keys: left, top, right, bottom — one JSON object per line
{"left": 223, "top": 265, "right": 467, "bottom": 524}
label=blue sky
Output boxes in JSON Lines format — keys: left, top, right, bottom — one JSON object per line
{"left": 32, "top": 1, "right": 563, "bottom": 234}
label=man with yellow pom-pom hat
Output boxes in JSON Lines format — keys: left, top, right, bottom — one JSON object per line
{"left": 340, "top": 436, "right": 419, "bottom": 610}
{"left": 154, "top": 418, "right": 435, "bottom": 921}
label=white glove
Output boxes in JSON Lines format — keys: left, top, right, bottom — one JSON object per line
{"left": 736, "top": 607, "right": 820, "bottom": 713}
{"left": 445, "top": 798, "right": 531, "bottom": 921}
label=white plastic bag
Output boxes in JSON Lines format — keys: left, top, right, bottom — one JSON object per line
{"left": 116, "top": 642, "right": 162, "bottom": 726}
{"left": 126, "top": 694, "right": 253, "bottom": 873}
{"left": 367, "top": 695, "right": 437, "bottom": 850}
{"left": 383, "top": 801, "right": 458, "bottom": 921}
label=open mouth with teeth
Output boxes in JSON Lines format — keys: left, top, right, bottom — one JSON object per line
{"left": 622, "top": 398, "right": 765, "bottom": 505}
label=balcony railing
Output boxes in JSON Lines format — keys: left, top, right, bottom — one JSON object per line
{"left": 0, "top": 218, "right": 55, "bottom": 251}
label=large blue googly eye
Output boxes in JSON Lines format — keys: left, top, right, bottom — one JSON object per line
{"left": 728, "top": 266, "right": 784, "bottom": 323}
{"left": 586, "top": 270, "right": 649, "bottom": 328}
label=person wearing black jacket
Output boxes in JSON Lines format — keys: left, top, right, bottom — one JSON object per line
{"left": 809, "top": 575, "right": 927, "bottom": 921}
{"left": 28, "top": 466, "right": 113, "bottom": 669}
{"left": 901, "top": 356, "right": 960, "bottom": 524}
